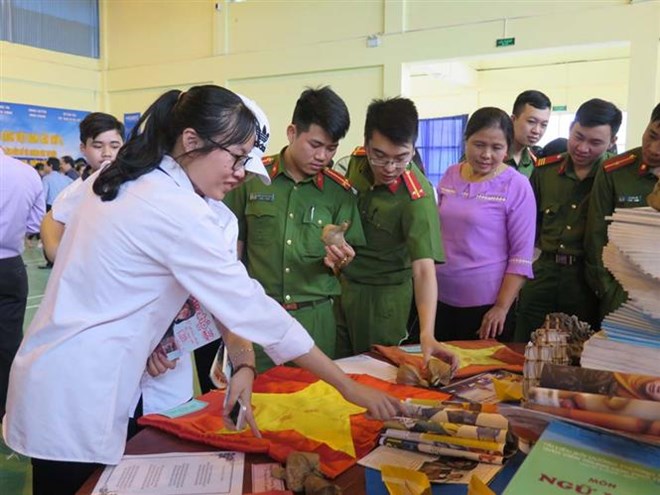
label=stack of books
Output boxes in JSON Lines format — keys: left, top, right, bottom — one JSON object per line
{"left": 378, "top": 400, "right": 512, "bottom": 465}
{"left": 581, "top": 207, "right": 660, "bottom": 375}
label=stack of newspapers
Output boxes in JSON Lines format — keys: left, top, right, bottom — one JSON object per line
{"left": 581, "top": 207, "right": 660, "bottom": 375}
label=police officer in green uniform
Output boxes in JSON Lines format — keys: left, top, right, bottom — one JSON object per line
{"left": 585, "top": 102, "right": 660, "bottom": 320}
{"left": 515, "top": 98, "right": 622, "bottom": 341}
{"left": 337, "top": 97, "right": 454, "bottom": 366}
{"left": 225, "top": 87, "right": 364, "bottom": 372}
{"left": 505, "top": 90, "right": 552, "bottom": 178}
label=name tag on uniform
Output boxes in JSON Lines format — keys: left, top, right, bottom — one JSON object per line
{"left": 249, "top": 192, "right": 275, "bottom": 202}
{"left": 617, "top": 195, "right": 642, "bottom": 204}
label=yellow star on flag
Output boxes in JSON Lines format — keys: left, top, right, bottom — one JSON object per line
{"left": 251, "top": 380, "right": 366, "bottom": 457}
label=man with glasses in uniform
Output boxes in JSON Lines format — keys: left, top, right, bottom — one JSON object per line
{"left": 337, "top": 97, "right": 454, "bottom": 366}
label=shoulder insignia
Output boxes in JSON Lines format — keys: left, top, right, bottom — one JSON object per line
{"left": 323, "top": 167, "right": 352, "bottom": 190}
{"left": 261, "top": 155, "right": 275, "bottom": 166}
{"left": 603, "top": 153, "right": 636, "bottom": 173}
{"left": 535, "top": 153, "right": 563, "bottom": 168}
{"left": 402, "top": 169, "right": 426, "bottom": 200}
{"left": 351, "top": 146, "right": 366, "bottom": 157}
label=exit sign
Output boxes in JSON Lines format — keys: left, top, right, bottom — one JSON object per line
{"left": 496, "top": 37, "right": 515, "bottom": 47}
{"left": 552, "top": 105, "right": 568, "bottom": 112}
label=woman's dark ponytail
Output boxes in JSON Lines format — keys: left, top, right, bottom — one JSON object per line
{"left": 94, "top": 85, "right": 255, "bottom": 201}
{"left": 94, "top": 90, "right": 181, "bottom": 201}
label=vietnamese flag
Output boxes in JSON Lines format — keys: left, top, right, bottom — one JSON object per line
{"left": 139, "top": 366, "right": 449, "bottom": 478}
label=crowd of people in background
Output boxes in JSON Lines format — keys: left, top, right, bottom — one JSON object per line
{"left": 1, "top": 84, "right": 659, "bottom": 495}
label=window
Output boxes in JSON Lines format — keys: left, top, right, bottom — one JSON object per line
{"left": 0, "top": 0, "right": 99, "bottom": 58}
{"left": 416, "top": 114, "right": 467, "bottom": 187}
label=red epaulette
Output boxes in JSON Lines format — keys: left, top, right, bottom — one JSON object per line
{"left": 603, "top": 152, "right": 636, "bottom": 173}
{"left": 322, "top": 167, "right": 352, "bottom": 190}
{"left": 528, "top": 148, "right": 538, "bottom": 164}
{"left": 263, "top": 155, "right": 279, "bottom": 178}
{"left": 401, "top": 169, "right": 426, "bottom": 200}
{"left": 351, "top": 146, "right": 366, "bottom": 157}
{"left": 261, "top": 155, "right": 275, "bottom": 165}
{"left": 535, "top": 153, "right": 563, "bottom": 168}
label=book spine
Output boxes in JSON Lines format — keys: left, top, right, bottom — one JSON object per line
{"left": 383, "top": 428, "right": 505, "bottom": 453}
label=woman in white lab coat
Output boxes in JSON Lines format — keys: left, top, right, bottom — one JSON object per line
{"left": 3, "top": 85, "right": 401, "bottom": 495}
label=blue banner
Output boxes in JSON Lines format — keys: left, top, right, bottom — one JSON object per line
{"left": 0, "top": 102, "right": 89, "bottom": 165}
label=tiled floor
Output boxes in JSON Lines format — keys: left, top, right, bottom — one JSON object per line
{"left": 1, "top": 244, "right": 49, "bottom": 495}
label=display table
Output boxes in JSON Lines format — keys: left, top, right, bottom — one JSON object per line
{"left": 75, "top": 426, "right": 368, "bottom": 495}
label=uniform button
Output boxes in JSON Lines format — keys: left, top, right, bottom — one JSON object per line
{"left": 293, "top": 186, "right": 298, "bottom": 191}
{"left": 289, "top": 212, "right": 294, "bottom": 219}
{"left": 566, "top": 225, "right": 572, "bottom": 230}
{"left": 284, "top": 267, "right": 290, "bottom": 273}
{"left": 317, "top": 219, "right": 322, "bottom": 225}
{"left": 285, "top": 294, "right": 291, "bottom": 301}
{"left": 571, "top": 204, "right": 577, "bottom": 209}
{"left": 286, "top": 239, "right": 292, "bottom": 245}
{"left": 559, "top": 244, "right": 565, "bottom": 249}
{"left": 545, "top": 208, "right": 550, "bottom": 214}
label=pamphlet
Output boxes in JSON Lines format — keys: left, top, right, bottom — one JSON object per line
{"left": 157, "top": 296, "right": 222, "bottom": 360}
{"left": 439, "top": 370, "right": 522, "bottom": 404}
{"left": 92, "top": 451, "right": 244, "bottom": 495}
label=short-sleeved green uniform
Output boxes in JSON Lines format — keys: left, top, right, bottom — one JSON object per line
{"left": 585, "top": 148, "right": 658, "bottom": 320}
{"left": 224, "top": 149, "right": 366, "bottom": 371}
{"left": 505, "top": 146, "right": 540, "bottom": 178}
{"left": 336, "top": 148, "right": 444, "bottom": 356}
{"left": 515, "top": 152, "right": 610, "bottom": 341}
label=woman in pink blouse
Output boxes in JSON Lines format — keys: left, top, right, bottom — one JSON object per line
{"left": 435, "top": 107, "right": 535, "bottom": 341}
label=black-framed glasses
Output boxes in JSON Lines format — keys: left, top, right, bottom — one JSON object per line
{"left": 206, "top": 137, "right": 252, "bottom": 171}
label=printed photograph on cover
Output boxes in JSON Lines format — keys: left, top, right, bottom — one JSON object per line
{"left": 440, "top": 370, "right": 522, "bottom": 404}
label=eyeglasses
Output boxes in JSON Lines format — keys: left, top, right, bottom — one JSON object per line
{"left": 367, "top": 151, "right": 411, "bottom": 170}
{"left": 206, "top": 137, "right": 252, "bottom": 171}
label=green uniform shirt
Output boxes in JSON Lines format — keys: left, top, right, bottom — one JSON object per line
{"left": 505, "top": 146, "right": 540, "bottom": 178}
{"left": 585, "top": 147, "right": 658, "bottom": 297}
{"left": 224, "top": 149, "right": 366, "bottom": 304}
{"left": 531, "top": 152, "right": 610, "bottom": 257}
{"left": 342, "top": 154, "right": 444, "bottom": 285}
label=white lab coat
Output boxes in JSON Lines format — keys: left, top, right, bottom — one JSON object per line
{"left": 3, "top": 155, "right": 314, "bottom": 464}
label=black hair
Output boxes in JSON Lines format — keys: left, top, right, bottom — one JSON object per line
{"left": 464, "top": 107, "right": 514, "bottom": 150}
{"left": 364, "top": 97, "right": 418, "bottom": 145}
{"left": 512, "top": 90, "right": 552, "bottom": 116}
{"left": 540, "top": 137, "right": 568, "bottom": 157}
{"left": 651, "top": 102, "right": 660, "bottom": 123}
{"left": 94, "top": 85, "right": 256, "bottom": 201}
{"left": 79, "top": 112, "right": 125, "bottom": 143}
{"left": 34, "top": 163, "right": 45, "bottom": 172}
{"left": 61, "top": 155, "right": 75, "bottom": 166}
{"left": 292, "top": 86, "right": 350, "bottom": 142}
{"left": 573, "top": 98, "right": 622, "bottom": 136}
{"left": 46, "top": 157, "right": 60, "bottom": 171}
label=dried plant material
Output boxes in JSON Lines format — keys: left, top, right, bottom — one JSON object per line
{"left": 647, "top": 180, "right": 660, "bottom": 211}
{"left": 427, "top": 357, "right": 452, "bottom": 387}
{"left": 303, "top": 473, "right": 342, "bottom": 495}
{"left": 396, "top": 363, "right": 428, "bottom": 388}
{"left": 321, "top": 221, "right": 350, "bottom": 247}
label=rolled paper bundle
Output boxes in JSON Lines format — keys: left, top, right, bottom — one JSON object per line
{"left": 321, "top": 221, "right": 350, "bottom": 246}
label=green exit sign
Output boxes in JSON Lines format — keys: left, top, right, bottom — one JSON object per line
{"left": 552, "top": 105, "right": 568, "bottom": 112}
{"left": 496, "top": 37, "right": 515, "bottom": 47}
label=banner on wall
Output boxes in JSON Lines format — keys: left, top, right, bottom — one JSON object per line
{"left": 0, "top": 102, "right": 89, "bottom": 165}
{"left": 123, "top": 112, "right": 141, "bottom": 139}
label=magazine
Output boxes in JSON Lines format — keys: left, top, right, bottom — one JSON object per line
{"left": 439, "top": 370, "right": 522, "bottom": 404}
{"left": 156, "top": 296, "right": 222, "bottom": 360}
